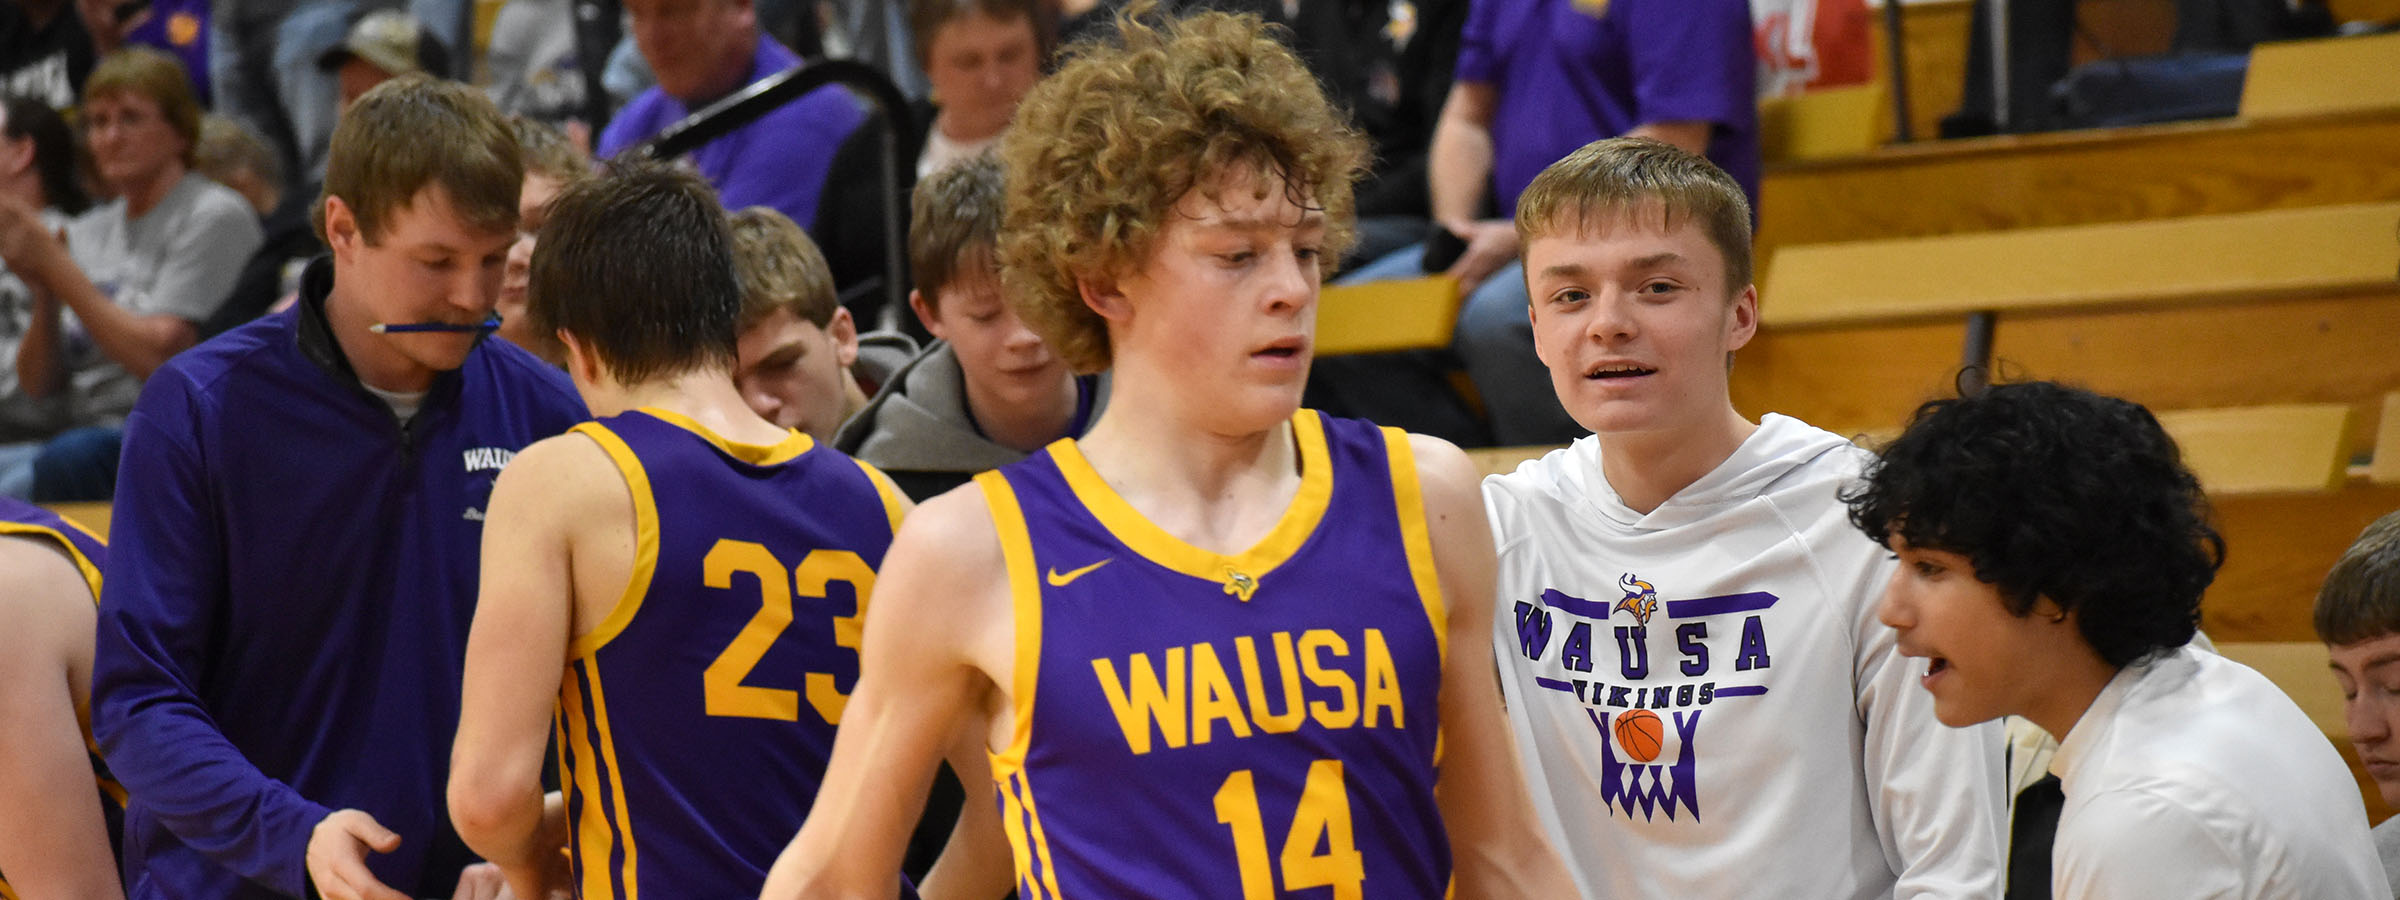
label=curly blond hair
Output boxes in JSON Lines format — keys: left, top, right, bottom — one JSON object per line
{"left": 996, "top": 5, "right": 1369, "bottom": 374}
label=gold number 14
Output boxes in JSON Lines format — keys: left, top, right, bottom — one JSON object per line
{"left": 1213, "top": 759, "right": 1365, "bottom": 899}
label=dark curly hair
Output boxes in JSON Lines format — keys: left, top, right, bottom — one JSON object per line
{"left": 1844, "top": 381, "right": 2225, "bottom": 668}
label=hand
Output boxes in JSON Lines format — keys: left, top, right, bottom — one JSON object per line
{"left": 306, "top": 809, "right": 409, "bottom": 900}
{"left": 75, "top": 0, "right": 151, "bottom": 52}
{"left": 0, "top": 195, "right": 65, "bottom": 277}
{"left": 1443, "top": 220, "right": 1521, "bottom": 296}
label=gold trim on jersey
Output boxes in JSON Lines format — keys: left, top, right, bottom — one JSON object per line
{"left": 976, "top": 471, "right": 1043, "bottom": 772}
{"left": 854, "top": 459, "right": 906, "bottom": 534}
{"left": 1381, "top": 427, "right": 1451, "bottom": 766}
{"left": 0, "top": 520, "right": 103, "bottom": 603}
{"left": 637, "top": 406, "right": 813, "bottom": 466}
{"left": 1045, "top": 410, "right": 1332, "bottom": 599}
{"left": 565, "top": 423, "right": 662, "bottom": 660}
{"left": 977, "top": 470, "right": 1064, "bottom": 899}
{"left": 560, "top": 661, "right": 641, "bottom": 899}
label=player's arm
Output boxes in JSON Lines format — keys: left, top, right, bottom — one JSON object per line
{"left": 90, "top": 388, "right": 381, "bottom": 899}
{"left": 2052, "top": 788, "right": 2243, "bottom": 898}
{"left": 450, "top": 434, "right": 607, "bottom": 900}
{"left": 762, "top": 486, "right": 1010, "bottom": 900}
{"left": 1408, "top": 434, "right": 1579, "bottom": 897}
{"left": 918, "top": 719, "right": 1014, "bottom": 900}
{"left": 1848, "top": 539, "right": 2007, "bottom": 897}
{"left": 0, "top": 536, "right": 126, "bottom": 900}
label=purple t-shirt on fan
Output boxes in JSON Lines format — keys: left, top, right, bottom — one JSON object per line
{"left": 599, "top": 34, "right": 865, "bottom": 233}
{"left": 1457, "top": 0, "right": 1759, "bottom": 217}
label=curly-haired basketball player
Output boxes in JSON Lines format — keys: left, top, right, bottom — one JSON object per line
{"left": 761, "top": 7, "right": 1574, "bottom": 898}
{"left": 1850, "top": 380, "right": 2384, "bottom": 898}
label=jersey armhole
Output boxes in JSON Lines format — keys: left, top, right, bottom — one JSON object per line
{"left": 565, "top": 422, "right": 661, "bottom": 660}
{"left": 853, "top": 458, "right": 908, "bottom": 535}
{"left": 0, "top": 522, "right": 104, "bottom": 603}
{"left": 1381, "top": 427, "right": 1451, "bottom": 767}
{"left": 974, "top": 470, "right": 1043, "bottom": 775}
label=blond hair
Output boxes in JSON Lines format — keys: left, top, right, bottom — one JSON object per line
{"left": 996, "top": 5, "right": 1368, "bottom": 373}
{"left": 84, "top": 48, "right": 203, "bottom": 166}
{"left": 1515, "top": 137, "right": 1754, "bottom": 293}
{"left": 728, "top": 206, "right": 840, "bottom": 330}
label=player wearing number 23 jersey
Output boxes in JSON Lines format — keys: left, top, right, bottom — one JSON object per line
{"left": 558, "top": 408, "right": 904, "bottom": 899}
{"left": 975, "top": 410, "right": 1450, "bottom": 899}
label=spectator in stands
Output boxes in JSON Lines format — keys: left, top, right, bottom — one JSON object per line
{"left": 495, "top": 116, "right": 589, "bottom": 365}
{"left": 2317, "top": 509, "right": 2400, "bottom": 899}
{"left": 906, "top": 0, "right": 1040, "bottom": 176}
{"left": 834, "top": 152, "right": 1100, "bottom": 502}
{"left": 599, "top": 0, "right": 875, "bottom": 313}
{"left": 483, "top": 0, "right": 590, "bottom": 135}
{"left": 1850, "top": 380, "right": 2383, "bottom": 896}
{"left": 2, "top": 0, "right": 97, "bottom": 110}
{"left": 1317, "top": 0, "right": 1758, "bottom": 447}
{"left": 91, "top": 75, "right": 583, "bottom": 900}
{"left": 0, "top": 93, "right": 87, "bottom": 445}
{"left": 0, "top": 48, "right": 261, "bottom": 500}
{"left": 81, "top": 0, "right": 213, "bottom": 102}
{"left": 318, "top": 9, "right": 448, "bottom": 111}
{"left": 196, "top": 113, "right": 324, "bottom": 338}
{"left": 727, "top": 205, "right": 890, "bottom": 441}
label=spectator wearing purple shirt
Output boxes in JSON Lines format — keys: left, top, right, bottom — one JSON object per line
{"left": 598, "top": 0, "right": 865, "bottom": 263}
{"left": 1319, "top": 0, "right": 1757, "bottom": 447}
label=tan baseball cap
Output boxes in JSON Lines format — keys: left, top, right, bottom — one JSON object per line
{"left": 318, "top": 10, "right": 450, "bottom": 78}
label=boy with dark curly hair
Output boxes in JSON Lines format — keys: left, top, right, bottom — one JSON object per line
{"left": 761, "top": 6, "right": 1575, "bottom": 898}
{"left": 1849, "top": 380, "right": 2384, "bottom": 898}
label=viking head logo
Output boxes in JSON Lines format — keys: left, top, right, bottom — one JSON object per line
{"left": 1615, "top": 573, "right": 1659, "bottom": 625}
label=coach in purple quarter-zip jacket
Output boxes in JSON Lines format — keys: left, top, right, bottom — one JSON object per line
{"left": 89, "top": 76, "right": 586, "bottom": 900}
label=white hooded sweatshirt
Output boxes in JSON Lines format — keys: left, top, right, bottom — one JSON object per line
{"left": 1484, "top": 414, "right": 2007, "bottom": 899}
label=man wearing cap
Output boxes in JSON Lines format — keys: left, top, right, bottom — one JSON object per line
{"left": 319, "top": 9, "right": 450, "bottom": 111}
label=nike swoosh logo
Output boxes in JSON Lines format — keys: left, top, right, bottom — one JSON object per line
{"left": 1046, "top": 558, "right": 1112, "bottom": 587}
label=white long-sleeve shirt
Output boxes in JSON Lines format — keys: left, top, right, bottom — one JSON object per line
{"left": 1485, "top": 414, "right": 2007, "bottom": 899}
{"left": 2052, "top": 645, "right": 2386, "bottom": 899}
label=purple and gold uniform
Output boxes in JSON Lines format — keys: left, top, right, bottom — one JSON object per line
{"left": 555, "top": 408, "right": 904, "bottom": 900}
{"left": 975, "top": 410, "right": 1451, "bottom": 899}
{"left": 0, "top": 498, "right": 123, "bottom": 900}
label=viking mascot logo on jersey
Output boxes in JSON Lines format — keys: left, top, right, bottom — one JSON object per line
{"left": 1512, "top": 572, "right": 1782, "bottom": 825}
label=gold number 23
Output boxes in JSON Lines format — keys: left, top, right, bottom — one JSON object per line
{"left": 700, "top": 540, "right": 872, "bottom": 724}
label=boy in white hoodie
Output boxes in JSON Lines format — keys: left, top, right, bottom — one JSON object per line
{"left": 1482, "top": 137, "right": 2008, "bottom": 898}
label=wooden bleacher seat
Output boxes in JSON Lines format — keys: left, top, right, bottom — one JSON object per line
{"left": 1761, "top": 201, "right": 2400, "bottom": 328}
{"left": 2240, "top": 31, "right": 2400, "bottom": 120}
{"left": 1758, "top": 83, "right": 1885, "bottom": 163}
{"left": 42, "top": 501, "right": 112, "bottom": 539}
{"left": 1463, "top": 444, "right": 1560, "bottom": 480}
{"left": 2156, "top": 403, "right": 2355, "bottom": 495}
{"left": 2374, "top": 392, "right": 2400, "bottom": 485}
{"left": 1315, "top": 275, "right": 1461, "bottom": 356}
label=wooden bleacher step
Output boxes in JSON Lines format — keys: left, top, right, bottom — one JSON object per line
{"left": 1762, "top": 201, "right": 2400, "bottom": 328}
{"left": 2154, "top": 403, "right": 2356, "bottom": 494}
{"left": 2373, "top": 392, "right": 2400, "bottom": 485}
{"left": 2240, "top": 30, "right": 2400, "bottom": 120}
{"left": 1315, "top": 276, "right": 1461, "bottom": 356}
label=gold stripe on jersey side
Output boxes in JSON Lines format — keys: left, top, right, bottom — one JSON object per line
{"left": 975, "top": 470, "right": 1043, "bottom": 772}
{"left": 854, "top": 459, "right": 907, "bottom": 534}
{"left": 1046, "top": 410, "right": 1332, "bottom": 588}
{"left": 1015, "top": 771, "right": 1064, "bottom": 900}
{"left": 560, "top": 665, "right": 618, "bottom": 900}
{"left": 0, "top": 873, "right": 19, "bottom": 900}
{"left": 639, "top": 406, "right": 814, "bottom": 465}
{"left": 566, "top": 423, "right": 662, "bottom": 660}
{"left": 1381, "top": 427, "right": 1451, "bottom": 765}
{"left": 0, "top": 521, "right": 103, "bottom": 602}
{"left": 584, "top": 663, "right": 640, "bottom": 898}
{"left": 996, "top": 776, "right": 1036, "bottom": 899}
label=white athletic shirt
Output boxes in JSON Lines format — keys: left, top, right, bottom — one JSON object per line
{"left": 1484, "top": 414, "right": 2007, "bottom": 899}
{"left": 2051, "top": 645, "right": 2387, "bottom": 899}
